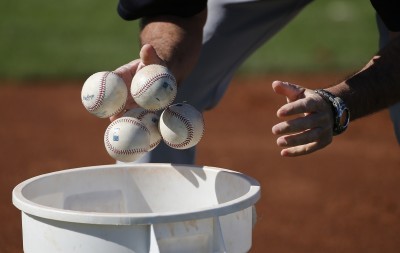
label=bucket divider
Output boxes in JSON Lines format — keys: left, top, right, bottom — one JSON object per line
{"left": 212, "top": 216, "right": 227, "bottom": 253}
{"left": 149, "top": 224, "right": 161, "bottom": 252}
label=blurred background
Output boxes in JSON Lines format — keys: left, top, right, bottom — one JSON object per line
{"left": 0, "top": 0, "right": 377, "bottom": 80}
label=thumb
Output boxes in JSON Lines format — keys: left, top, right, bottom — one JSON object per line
{"left": 139, "top": 44, "right": 166, "bottom": 67}
{"left": 272, "top": 80, "right": 305, "bottom": 102}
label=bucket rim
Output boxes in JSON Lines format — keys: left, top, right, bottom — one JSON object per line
{"left": 12, "top": 163, "right": 261, "bottom": 225}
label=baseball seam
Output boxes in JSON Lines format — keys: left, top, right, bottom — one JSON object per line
{"left": 105, "top": 118, "right": 150, "bottom": 156}
{"left": 131, "top": 73, "right": 176, "bottom": 99}
{"left": 88, "top": 71, "right": 108, "bottom": 112}
{"left": 104, "top": 101, "right": 126, "bottom": 118}
{"left": 150, "top": 139, "right": 162, "bottom": 150}
{"left": 105, "top": 71, "right": 127, "bottom": 118}
{"left": 163, "top": 108, "right": 194, "bottom": 149}
{"left": 135, "top": 110, "right": 149, "bottom": 120}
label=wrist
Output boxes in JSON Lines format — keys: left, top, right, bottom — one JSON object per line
{"left": 140, "top": 18, "right": 202, "bottom": 84}
{"left": 314, "top": 89, "right": 350, "bottom": 135}
{"left": 140, "top": 14, "right": 205, "bottom": 84}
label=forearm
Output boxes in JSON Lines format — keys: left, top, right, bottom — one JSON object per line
{"left": 139, "top": 9, "right": 207, "bottom": 84}
{"left": 326, "top": 33, "right": 400, "bottom": 120}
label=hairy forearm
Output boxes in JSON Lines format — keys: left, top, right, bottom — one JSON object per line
{"left": 139, "top": 10, "right": 207, "bottom": 84}
{"left": 327, "top": 33, "right": 400, "bottom": 120}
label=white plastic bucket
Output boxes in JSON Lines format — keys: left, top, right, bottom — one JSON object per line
{"left": 12, "top": 163, "right": 261, "bottom": 253}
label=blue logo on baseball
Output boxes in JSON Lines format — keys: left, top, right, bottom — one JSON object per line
{"left": 113, "top": 128, "right": 120, "bottom": 141}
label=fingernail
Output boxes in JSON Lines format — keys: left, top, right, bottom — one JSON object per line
{"left": 272, "top": 125, "right": 279, "bottom": 134}
{"left": 277, "top": 138, "right": 287, "bottom": 146}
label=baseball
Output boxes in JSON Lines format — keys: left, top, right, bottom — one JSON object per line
{"left": 123, "top": 108, "right": 162, "bottom": 151}
{"left": 81, "top": 71, "right": 128, "bottom": 118}
{"left": 130, "top": 64, "right": 177, "bottom": 111}
{"left": 159, "top": 103, "right": 205, "bottom": 150}
{"left": 104, "top": 117, "right": 150, "bottom": 162}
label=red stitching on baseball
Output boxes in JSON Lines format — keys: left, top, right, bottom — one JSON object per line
{"left": 136, "top": 109, "right": 150, "bottom": 120}
{"left": 105, "top": 118, "right": 149, "bottom": 156}
{"left": 88, "top": 72, "right": 108, "bottom": 112}
{"left": 150, "top": 139, "right": 161, "bottom": 150}
{"left": 131, "top": 72, "right": 176, "bottom": 99}
{"left": 102, "top": 102, "right": 126, "bottom": 119}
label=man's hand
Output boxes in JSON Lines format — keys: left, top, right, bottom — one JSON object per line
{"left": 271, "top": 81, "right": 334, "bottom": 157}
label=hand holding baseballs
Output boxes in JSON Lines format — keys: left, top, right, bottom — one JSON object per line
{"left": 81, "top": 45, "right": 205, "bottom": 162}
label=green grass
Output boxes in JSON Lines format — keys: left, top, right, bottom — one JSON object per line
{"left": 239, "top": 0, "right": 378, "bottom": 75}
{"left": 0, "top": 0, "right": 379, "bottom": 80}
{"left": 0, "top": 1, "right": 140, "bottom": 79}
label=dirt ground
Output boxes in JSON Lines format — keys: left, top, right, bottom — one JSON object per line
{"left": 1, "top": 74, "right": 400, "bottom": 253}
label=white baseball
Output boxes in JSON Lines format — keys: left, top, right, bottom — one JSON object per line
{"left": 104, "top": 117, "right": 150, "bottom": 162}
{"left": 123, "top": 108, "right": 162, "bottom": 151}
{"left": 131, "top": 64, "right": 177, "bottom": 111}
{"left": 159, "top": 103, "right": 205, "bottom": 150}
{"left": 81, "top": 71, "right": 128, "bottom": 118}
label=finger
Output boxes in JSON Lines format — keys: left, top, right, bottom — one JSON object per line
{"left": 139, "top": 44, "right": 166, "bottom": 68}
{"left": 276, "top": 93, "right": 324, "bottom": 117}
{"left": 276, "top": 99, "right": 306, "bottom": 117}
{"left": 113, "top": 59, "right": 141, "bottom": 86}
{"left": 124, "top": 97, "right": 138, "bottom": 110}
{"left": 276, "top": 127, "right": 332, "bottom": 148}
{"left": 272, "top": 112, "right": 330, "bottom": 135}
{"left": 109, "top": 110, "right": 126, "bottom": 122}
{"left": 272, "top": 80, "right": 306, "bottom": 102}
{"left": 279, "top": 138, "right": 331, "bottom": 157}
{"left": 114, "top": 59, "right": 141, "bottom": 77}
